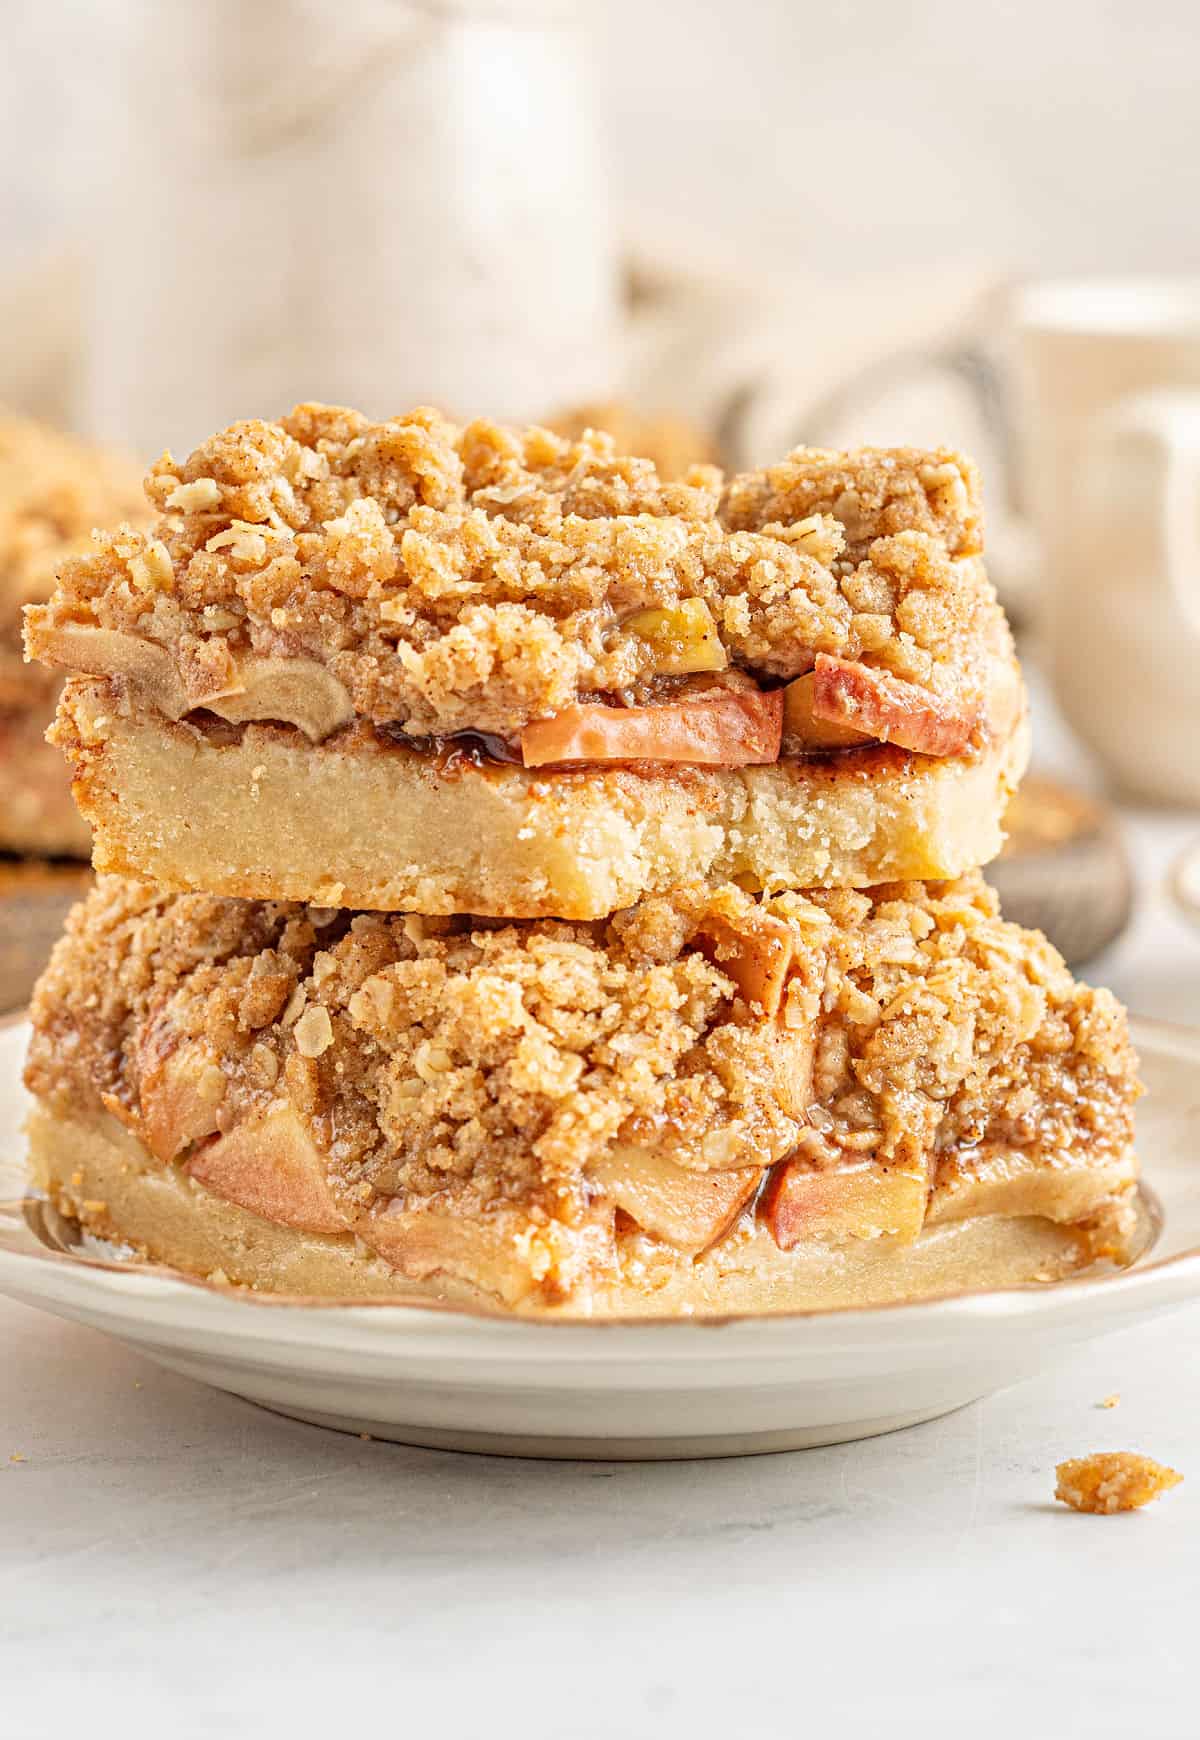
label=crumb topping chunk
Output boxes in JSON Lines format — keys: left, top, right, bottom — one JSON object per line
{"left": 1055, "top": 1452, "right": 1182, "bottom": 1514}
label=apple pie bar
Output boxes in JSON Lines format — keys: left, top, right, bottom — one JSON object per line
{"left": 549, "top": 399, "right": 721, "bottom": 480}
{"left": 26, "top": 406, "right": 1027, "bottom": 916}
{"left": 25, "top": 872, "right": 1140, "bottom": 1316}
{"left": 0, "top": 412, "right": 146, "bottom": 856}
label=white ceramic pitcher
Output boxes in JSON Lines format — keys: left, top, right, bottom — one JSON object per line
{"left": 82, "top": 0, "right": 618, "bottom": 457}
{"left": 1016, "top": 280, "right": 1200, "bottom": 805}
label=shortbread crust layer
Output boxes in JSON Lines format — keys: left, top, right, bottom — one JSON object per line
{"left": 53, "top": 677, "right": 1030, "bottom": 917}
{"left": 25, "top": 873, "right": 1140, "bottom": 1314}
{"left": 28, "top": 1102, "right": 1121, "bottom": 1316}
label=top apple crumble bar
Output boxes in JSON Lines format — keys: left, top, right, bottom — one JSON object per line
{"left": 25, "top": 404, "right": 1019, "bottom": 769}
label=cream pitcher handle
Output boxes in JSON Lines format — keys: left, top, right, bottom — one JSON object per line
{"left": 1075, "top": 388, "right": 1200, "bottom": 639}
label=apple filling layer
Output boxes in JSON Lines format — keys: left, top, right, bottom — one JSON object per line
{"left": 25, "top": 873, "right": 1140, "bottom": 1313}
{"left": 27, "top": 617, "right": 1023, "bottom": 770}
{"left": 25, "top": 403, "right": 1018, "bottom": 763}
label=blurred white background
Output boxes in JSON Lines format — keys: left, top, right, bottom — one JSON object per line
{"left": 4, "top": 0, "right": 1196, "bottom": 653}
{"left": 590, "top": 0, "right": 1200, "bottom": 279}
{"left": 7, "top": 0, "right": 1198, "bottom": 290}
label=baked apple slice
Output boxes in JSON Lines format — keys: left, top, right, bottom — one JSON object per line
{"left": 782, "top": 670, "right": 874, "bottom": 751}
{"left": 136, "top": 1033, "right": 226, "bottom": 1163}
{"left": 23, "top": 618, "right": 234, "bottom": 719}
{"left": 761, "top": 1157, "right": 929, "bottom": 1250}
{"left": 521, "top": 687, "right": 782, "bottom": 768}
{"left": 694, "top": 910, "right": 796, "bottom": 1017}
{"left": 204, "top": 656, "right": 355, "bottom": 743}
{"left": 589, "top": 1145, "right": 763, "bottom": 1253}
{"left": 187, "top": 1102, "right": 349, "bottom": 1235}
{"left": 811, "top": 653, "right": 979, "bottom": 758}
{"left": 927, "top": 1146, "right": 1138, "bottom": 1227}
{"left": 623, "top": 599, "right": 728, "bottom": 676}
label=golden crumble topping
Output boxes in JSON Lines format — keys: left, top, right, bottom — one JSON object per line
{"left": 780, "top": 876, "right": 1138, "bottom": 1181}
{"left": 0, "top": 414, "right": 147, "bottom": 851}
{"left": 1055, "top": 1452, "right": 1182, "bottom": 1514}
{"left": 723, "top": 446, "right": 981, "bottom": 557}
{"left": 25, "top": 404, "right": 1011, "bottom": 742}
{"left": 27, "top": 873, "right": 1138, "bottom": 1239}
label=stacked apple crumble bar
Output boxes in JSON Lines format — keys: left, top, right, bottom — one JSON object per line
{"left": 21, "top": 407, "right": 1141, "bottom": 1313}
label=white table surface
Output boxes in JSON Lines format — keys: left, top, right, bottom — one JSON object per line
{"left": 4, "top": 796, "right": 1200, "bottom": 1739}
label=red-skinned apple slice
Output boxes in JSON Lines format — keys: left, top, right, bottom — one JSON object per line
{"left": 589, "top": 1145, "right": 762, "bottom": 1253}
{"left": 811, "top": 653, "right": 979, "bottom": 758}
{"left": 521, "top": 688, "right": 783, "bottom": 768}
{"left": 761, "top": 1158, "right": 929, "bottom": 1250}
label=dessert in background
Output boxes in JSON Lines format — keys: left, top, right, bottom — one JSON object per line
{"left": 25, "top": 872, "right": 1139, "bottom": 1315}
{"left": 985, "top": 774, "right": 1132, "bottom": 966}
{"left": 0, "top": 412, "right": 147, "bottom": 856}
{"left": 26, "top": 405, "right": 1028, "bottom": 916}
{"left": 550, "top": 399, "right": 721, "bottom": 480}
{"left": 0, "top": 860, "right": 91, "bottom": 1012}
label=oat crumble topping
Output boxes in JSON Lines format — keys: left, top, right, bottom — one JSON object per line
{"left": 25, "top": 404, "right": 1011, "bottom": 744}
{"left": 778, "top": 876, "right": 1137, "bottom": 1182}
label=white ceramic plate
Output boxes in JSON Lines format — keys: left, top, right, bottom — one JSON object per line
{"left": 3, "top": 1016, "right": 1200, "bottom": 1459}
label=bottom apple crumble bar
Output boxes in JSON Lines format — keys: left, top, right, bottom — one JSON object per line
{"left": 24, "top": 872, "right": 1141, "bottom": 1315}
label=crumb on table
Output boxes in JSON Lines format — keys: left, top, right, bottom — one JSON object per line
{"left": 1099, "top": 1393, "right": 1120, "bottom": 1409}
{"left": 1055, "top": 1451, "right": 1182, "bottom": 1514}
